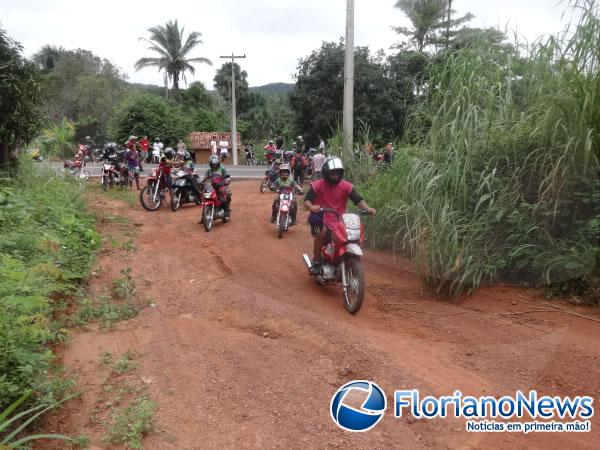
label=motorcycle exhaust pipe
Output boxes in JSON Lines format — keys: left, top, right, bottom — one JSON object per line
{"left": 302, "top": 254, "right": 313, "bottom": 269}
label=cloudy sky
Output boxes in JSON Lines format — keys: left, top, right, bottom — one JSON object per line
{"left": 1, "top": 0, "right": 571, "bottom": 88}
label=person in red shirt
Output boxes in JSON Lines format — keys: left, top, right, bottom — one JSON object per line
{"left": 138, "top": 135, "right": 150, "bottom": 164}
{"left": 158, "top": 148, "right": 184, "bottom": 198}
{"left": 303, "top": 157, "right": 375, "bottom": 271}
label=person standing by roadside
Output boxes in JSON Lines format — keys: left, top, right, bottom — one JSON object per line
{"left": 275, "top": 134, "right": 284, "bottom": 151}
{"left": 384, "top": 142, "right": 394, "bottom": 165}
{"left": 318, "top": 135, "right": 325, "bottom": 156}
{"left": 210, "top": 134, "right": 218, "bottom": 158}
{"left": 296, "top": 135, "right": 306, "bottom": 155}
{"left": 125, "top": 142, "right": 141, "bottom": 190}
{"left": 311, "top": 146, "right": 326, "bottom": 180}
{"left": 139, "top": 136, "right": 150, "bottom": 164}
{"left": 219, "top": 136, "right": 229, "bottom": 163}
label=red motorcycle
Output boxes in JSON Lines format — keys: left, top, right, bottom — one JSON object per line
{"left": 302, "top": 208, "right": 369, "bottom": 314}
{"left": 200, "top": 176, "right": 231, "bottom": 232}
{"left": 63, "top": 157, "right": 90, "bottom": 181}
{"left": 139, "top": 167, "right": 169, "bottom": 211}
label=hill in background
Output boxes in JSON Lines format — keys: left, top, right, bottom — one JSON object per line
{"left": 249, "top": 82, "right": 294, "bottom": 94}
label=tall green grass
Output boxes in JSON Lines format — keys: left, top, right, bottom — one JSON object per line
{"left": 353, "top": 1, "right": 599, "bottom": 297}
{"left": 0, "top": 159, "right": 99, "bottom": 409}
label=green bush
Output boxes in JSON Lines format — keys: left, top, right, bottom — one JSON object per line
{"left": 357, "top": 1, "right": 600, "bottom": 297}
{"left": 0, "top": 159, "right": 99, "bottom": 409}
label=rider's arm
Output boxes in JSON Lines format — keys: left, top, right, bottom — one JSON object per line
{"left": 304, "top": 186, "right": 320, "bottom": 213}
{"left": 349, "top": 188, "right": 376, "bottom": 215}
{"left": 292, "top": 181, "right": 304, "bottom": 194}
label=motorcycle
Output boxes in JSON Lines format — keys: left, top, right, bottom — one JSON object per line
{"left": 260, "top": 168, "right": 279, "bottom": 193}
{"left": 244, "top": 146, "right": 257, "bottom": 165}
{"left": 63, "top": 157, "right": 90, "bottom": 181}
{"left": 101, "top": 153, "right": 128, "bottom": 191}
{"left": 200, "top": 176, "right": 231, "bottom": 232}
{"left": 302, "top": 208, "right": 369, "bottom": 314}
{"left": 140, "top": 167, "right": 169, "bottom": 211}
{"left": 274, "top": 188, "right": 297, "bottom": 239}
{"left": 171, "top": 169, "right": 202, "bottom": 211}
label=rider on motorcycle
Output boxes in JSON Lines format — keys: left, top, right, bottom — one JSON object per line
{"left": 269, "top": 163, "right": 304, "bottom": 225}
{"left": 266, "top": 150, "right": 284, "bottom": 183}
{"left": 303, "top": 157, "right": 376, "bottom": 273}
{"left": 202, "top": 155, "right": 232, "bottom": 218}
{"left": 182, "top": 151, "right": 202, "bottom": 197}
{"left": 159, "top": 148, "right": 184, "bottom": 198}
{"left": 264, "top": 140, "right": 276, "bottom": 162}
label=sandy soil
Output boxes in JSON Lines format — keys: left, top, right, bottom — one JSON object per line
{"left": 42, "top": 180, "right": 600, "bottom": 449}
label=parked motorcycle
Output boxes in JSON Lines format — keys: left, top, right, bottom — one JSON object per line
{"left": 260, "top": 168, "right": 278, "bottom": 193}
{"left": 140, "top": 167, "right": 168, "bottom": 211}
{"left": 63, "top": 157, "right": 90, "bottom": 181}
{"left": 200, "top": 177, "right": 231, "bottom": 232}
{"left": 101, "top": 152, "right": 128, "bottom": 191}
{"left": 171, "top": 169, "right": 202, "bottom": 211}
{"left": 302, "top": 208, "right": 369, "bottom": 314}
{"left": 244, "top": 145, "right": 257, "bottom": 165}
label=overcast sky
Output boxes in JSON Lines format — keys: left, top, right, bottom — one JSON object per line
{"left": 1, "top": 0, "right": 571, "bottom": 88}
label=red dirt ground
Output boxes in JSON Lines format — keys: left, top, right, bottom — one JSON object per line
{"left": 41, "top": 180, "right": 600, "bottom": 449}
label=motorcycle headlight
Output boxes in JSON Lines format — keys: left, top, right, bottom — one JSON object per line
{"left": 346, "top": 228, "right": 361, "bottom": 242}
{"left": 204, "top": 192, "right": 212, "bottom": 199}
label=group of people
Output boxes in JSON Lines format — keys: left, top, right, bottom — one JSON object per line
{"left": 209, "top": 134, "right": 231, "bottom": 162}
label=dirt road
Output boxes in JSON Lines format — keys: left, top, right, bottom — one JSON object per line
{"left": 47, "top": 180, "right": 600, "bottom": 449}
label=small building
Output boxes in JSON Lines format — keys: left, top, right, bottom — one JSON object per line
{"left": 189, "top": 131, "right": 241, "bottom": 163}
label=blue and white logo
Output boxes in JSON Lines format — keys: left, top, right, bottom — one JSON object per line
{"left": 330, "top": 380, "right": 387, "bottom": 432}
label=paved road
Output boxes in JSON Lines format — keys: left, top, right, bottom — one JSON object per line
{"left": 49, "top": 162, "right": 267, "bottom": 178}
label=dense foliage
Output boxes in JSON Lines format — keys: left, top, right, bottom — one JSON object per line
{"left": 0, "top": 27, "right": 41, "bottom": 167}
{"left": 0, "top": 160, "right": 99, "bottom": 408}
{"left": 290, "top": 41, "right": 416, "bottom": 145}
{"left": 357, "top": 2, "right": 600, "bottom": 298}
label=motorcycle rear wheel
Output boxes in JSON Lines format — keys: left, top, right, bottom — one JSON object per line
{"left": 171, "top": 188, "right": 181, "bottom": 211}
{"left": 342, "top": 257, "right": 365, "bottom": 314}
{"left": 203, "top": 205, "right": 214, "bottom": 231}
{"left": 140, "top": 185, "right": 162, "bottom": 211}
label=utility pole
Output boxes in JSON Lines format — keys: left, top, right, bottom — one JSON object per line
{"left": 342, "top": 0, "right": 354, "bottom": 157}
{"left": 220, "top": 53, "right": 246, "bottom": 165}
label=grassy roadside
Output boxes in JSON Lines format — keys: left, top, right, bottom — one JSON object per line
{"left": 0, "top": 160, "right": 149, "bottom": 445}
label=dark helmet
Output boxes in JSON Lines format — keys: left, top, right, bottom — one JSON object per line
{"left": 322, "top": 156, "right": 344, "bottom": 185}
{"left": 274, "top": 150, "right": 283, "bottom": 160}
{"left": 164, "top": 147, "right": 175, "bottom": 159}
{"left": 184, "top": 151, "right": 192, "bottom": 161}
{"left": 208, "top": 154, "right": 220, "bottom": 169}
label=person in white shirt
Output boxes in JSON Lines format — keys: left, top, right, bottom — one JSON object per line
{"left": 311, "top": 147, "right": 326, "bottom": 180}
{"left": 210, "top": 134, "right": 218, "bottom": 156}
{"left": 318, "top": 136, "right": 325, "bottom": 155}
{"left": 219, "top": 138, "right": 229, "bottom": 162}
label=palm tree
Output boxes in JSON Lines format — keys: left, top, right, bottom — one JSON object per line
{"left": 32, "top": 44, "right": 65, "bottom": 71}
{"left": 135, "top": 20, "right": 212, "bottom": 97}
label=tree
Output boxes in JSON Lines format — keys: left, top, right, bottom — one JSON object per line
{"left": 32, "top": 44, "right": 65, "bottom": 71}
{"left": 36, "top": 48, "right": 125, "bottom": 141}
{"left": 135, "top": 20, "right": 212, "bottom": 96}
{"left": 290, "top": 41, "right": 415, "bottom": 143}
{"left": 0, "top": 27, "right": 41, "bottom": 167}
{"left": 107, "top": 92, "right": 193, "bottom": 146}
{"left": 393, "top": 0, "right": 473, "bottom": 52}
{"left": 213, "top": 62, "right": 250, "bottom": 113}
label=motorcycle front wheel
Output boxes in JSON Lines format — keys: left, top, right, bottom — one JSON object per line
{"left": 140, "top": 184, "right": 162, "bottom": 211}
{"left": 171, "top": 188, "right": 181, "bottom": 211}
{"left": 203, "top": 205, "right": 214, "bottom": 231}
{"left": 278, "top": 211, "right": 287, "bottom": 239}
{"left": 260, "top": 178, "right": 269, "bottom": 193}
{"left": 342, "top": 256, "right": 365, "bottom": 314}
{"left": 76, "top": 170, "right": 90, "bottom": 181}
